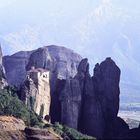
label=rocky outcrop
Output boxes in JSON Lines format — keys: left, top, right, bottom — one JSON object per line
{"left": 4, "top": 46, "right": 82, "bottom": 122}
{"left": 0, "top": 116, "right": 25, "bottom": 131}
{"left": 93, "top": 57, "right": 120, "bottom": 120}
{"left": 0, "top": 46, "right": 7, "bottom": 89}
{"left": 3, "top": 46, "right": 133, "bottom": 139}
{"left": 59, "top": 78, "right": 82, "bottom": 129}
{"left": 59, "top": 57, "right": 126, "bottom": 139}
{"left": 105, "top": 117, "right": 129, "bottom": 139}
{"left": 25, "top": 127, "right": 62, "bottom": 140}
{"left": 0, "top": 131, "right": 26, "bottom": 140}
{"left": 20, "top": 67, "right": 51, "bottom": 118}
{"left": 129, "top": 124, "right": 140, "bottom": 139}
{"left": 92, "top": 57, "right": 121, "bottom": 138}
{"left": 3, "top": 46, "right": 82, "bottom": 87}
{"left": 77, "top": 59, "right": 104, "bottom": 138}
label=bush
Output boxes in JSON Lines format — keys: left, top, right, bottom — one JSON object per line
{"left": 30, "top": 96, "right": 35, "bottom": 111}
{"left": 51, "top": 122, "right": 95, "bottom": 140}
{"left": 39, "top": 104, "right": 44, "bottom": 118}
{"left": 63, "top": 125, "right": 95, "bottom": 140}
{"left": 0, "top": 88, "right": 41, "bottom": 127}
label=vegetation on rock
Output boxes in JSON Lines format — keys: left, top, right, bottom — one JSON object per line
{"left": 48, "top": 122, "right": 95, "bottom": 140}
{"left": 0, "top": 87, "right": 42, "bottom": 127}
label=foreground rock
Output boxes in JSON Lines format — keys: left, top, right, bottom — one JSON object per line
{"left": 0, "top": 116, "right": 26, "bottom": 140}
{"left": 25, "top": 127, "right": 62, "bottom": 140}
{"left": 129, "top": 125, "right": 140, "bottom": 139}
{"left": 0, "top": 116, "right": 25, "bottom": 131}
{"left": 0, "top": 131, "right": 26, "bottom": 140}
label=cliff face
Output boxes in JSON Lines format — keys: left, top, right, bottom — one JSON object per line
{"left": 93, "top": 57, "right": 120, "bottom": 119}
{"left": 59, "top": 58, "right": 124, "bottom": 139}
{"left": 3, "top": 46, "right": 130, "bottom": 139}
{"left": 3, "top": 46, "right": 82, "bottom": 87}
{"left": 59, "top": 78, "right": 82, "bottom": 129}
{"left": 20, "top": 68, "right": 51, "bottom": 118}
{"left": 3, "top": 45, "right": 82, "bottom": 121}
{"left": 3, "top": 51, "right": 33, "bottom": 86}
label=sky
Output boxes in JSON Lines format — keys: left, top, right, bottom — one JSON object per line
{"left": 0, "top": 0, "right": 139, "bottom": 55}
{"left": 0, "top": 0, "right": 140, "bottom": 104}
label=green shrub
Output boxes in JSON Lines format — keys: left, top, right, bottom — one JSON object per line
{"left": 30, "top": 96, "right": 35, "bottom": 110}
{"left": 4, "top": 85, "right": 18, "bottom": 97}
{"left": 0, "top": 88, "right": 41, "bottom": 127}
{"left": 51, "top": 122, "right": 95, "bottom": 140}
{"left": 63, "top": 125, "right": 94, "bottom": 140}
{"left": 39, "top": 104, "right": 44, "bottom": 118}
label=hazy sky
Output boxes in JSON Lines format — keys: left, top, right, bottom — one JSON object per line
{"left": 1, "top": 0, "right": 140, "bottom": 104}
{"left": 0, "top": 0, "right": 140, "bottom": 74}
{"left": 1, "top": 0, "right": 140, "bottom": 55}
{"left": 1, "top": 0, "right": 140, "bottom": 79}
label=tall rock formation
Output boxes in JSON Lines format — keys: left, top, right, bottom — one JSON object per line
{"left": 3, "top": 45, "right": 82, "bottom": 122}
{"left": 93, "top": 57, "right": 120, "bottom": 120}
{"left": 59, "top": 79, "right": 81, "bottom": 129}
{"left": 59, "top": 57, "right": 126, "bottom": 139}
{"left": 78, "top": 59, "right": 104, "bottom": 138}
{"left": 92, "top": 58, "right": 129, "bottom": 139}
{"left": 3, "top": 46, "right": 82, "bottom": 87}
{"left": 20, "top": 67, "right": 51, "bottom": 118}
{"left": 3, "top": 46, "right": 130, "bottom": 139}
{"left": 59, "top": 58, "right": 104, "bottom": 138}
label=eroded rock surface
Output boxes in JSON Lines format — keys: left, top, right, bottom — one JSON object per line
{"left": 3, "top": 46, "right": 132, "bottom": 139}
{"left": 3, "top": 51, "right": 33, "bottom": 87}
{"left": 21, "top": 67, "right": 51, "bottom": 118}
{"left": 0, "top": 116, "right": 25, "bottom": 131}
{"left": 59, "top": 57, "right": 125, "bottom": 139}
